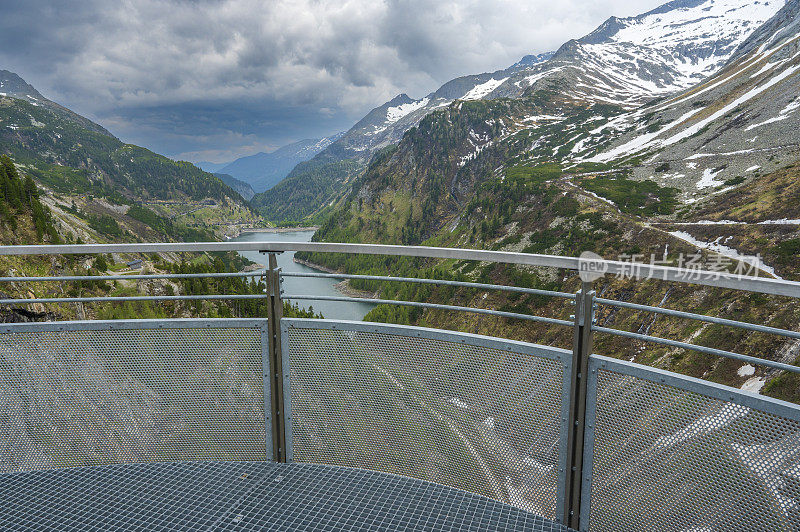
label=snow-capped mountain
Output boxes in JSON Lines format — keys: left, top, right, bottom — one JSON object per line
{"left": 492, "top": 0, "right": 784, "bottom": 107}
{"left": 579, "top": 0, "right": 800, "bottom": 202}
{"left": 0, "top": 69, "right": 44, "bottom": 102}
{"left": 308, "top": 0, "right": 783, "bottom": 165}
{"left": 333, "top": 53, "right": 555, "bottom": 155}
{"left": 346, "top": 0, "right": 784, "bottom": 155}
{"left": 256, "top": 0, "right": 785, "bottom": 222}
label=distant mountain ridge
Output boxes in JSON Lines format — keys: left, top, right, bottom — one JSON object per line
{"left": 213, "top": 173, "right": 255, "bottom": 201}
{"left": 197, "top": 161, "right": 228, "bottom": 173}
{"left": 217, "top": 134, "right": 342, "bottom": 193}
{"left": 250, "top": 52, "right": 556, "bottom": 221}
{"left": 330, "top": 51, "right": 556, "bottom": 157}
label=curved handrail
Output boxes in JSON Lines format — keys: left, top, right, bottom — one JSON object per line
{"left": 0, "top": 241, "right": 798, "bottom": 297}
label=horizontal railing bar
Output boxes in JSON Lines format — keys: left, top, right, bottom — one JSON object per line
{"left": 596, "top": 297, "right": 800, "bottom": 340}
{"left": 592, "top": 325, "right": 800, "bottom": 374}
{"left": 1, "top": 241, "right": 798, "bottom": 298}
{"left": 280, "top": 272, "right": 576, "bottom": 299}
{"left": 0, "top": 271, "right": 267, "bottom": 283}
{"left": 0, "top": 294, "right": 266, "bottom": 305}
{"left": 282, "top": 294, "right": 574, "bottom": 327}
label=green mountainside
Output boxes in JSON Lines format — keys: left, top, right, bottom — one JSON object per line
{"left": 0, "top": 75, "right": 263, "bottom": 242}
{"left": 0, "top": 154, "right": 59, "bottom": 245}
{"left": 0, "top": 95, "right": 236, "bottom": 201}
{"left": 213, "top": 173, "right": 255, "bottom": 201}
{"left": 250, "top": 147, "right": 364, "bottom": 224}
{"left": 0, "top": 69, "right": 113, "bottom": 136}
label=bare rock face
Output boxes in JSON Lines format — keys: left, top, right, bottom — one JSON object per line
{"left": 580, "top": 0, "right": 800, "bottom": 200}
{"left": 0, "top": 304, "right": 60, "bottom": 324}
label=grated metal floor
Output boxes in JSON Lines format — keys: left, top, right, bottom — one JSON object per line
{"left": 0, "top": 461, "right": 573, "bottom": 531}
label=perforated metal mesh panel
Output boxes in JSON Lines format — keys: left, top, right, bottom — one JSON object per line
{"left": 584, "top": 363, "right": 800, "bottom": 532}
{"left": 0, "top": 323, "right": 267, "bottom": 472}
{"left": 285, "top": 322, "right": 568, "bottom": 519}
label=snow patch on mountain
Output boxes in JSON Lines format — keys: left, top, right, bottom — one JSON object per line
{"left": 697, "top": 168, "right": 724, "bottom": 188}
{"left": 654, "top": 403, "right": 750, "bottom": 449}
{"left": 746, "top": 93, "right": 800, "bottom": 131}
{"left": 667, "top": 231, "right": 781, "bottom": 278}
{"left": 386, "top": 98, "right": 430, "bottom": 123}
{"left": 519, "top": 67, "right": 564, "bottom": 88}
{"left": 462, "top": 78, "right": 508, "bottom": 100}
{"left": 522, "top": 115, "right": 565, "bottom": 122}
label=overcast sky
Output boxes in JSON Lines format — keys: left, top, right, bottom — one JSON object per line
{"left": 0, "top": 0, "right": 665, "bottom": 163}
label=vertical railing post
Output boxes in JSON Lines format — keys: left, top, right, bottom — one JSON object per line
{"left": 264, "top": 252, "right": 287, "bottom": 462}
{"left": 563, "top": 281, "right": 595, "bottom": 529}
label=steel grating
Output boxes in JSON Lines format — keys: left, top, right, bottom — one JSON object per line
{"left": 0, "top": 322, "right": 268, "bottom": 472}
{"left": 284, "top": 320, "right": 569, "bottom": 520}
{"left": 0, "top": 461, "right": 574, "bottom": 531}
{"left": 583, "top": 358, "right": 800, "bottom": 532}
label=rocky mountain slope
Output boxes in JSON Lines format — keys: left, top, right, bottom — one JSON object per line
{"left": 0, "top": 70, "right": 112, "bottom": 136}
{"left": 575, "top": 0, "right": 800, "bottom": 201}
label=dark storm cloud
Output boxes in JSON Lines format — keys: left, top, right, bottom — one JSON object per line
{"left": 0, "top": 0, "right": 664, "bottom": 163}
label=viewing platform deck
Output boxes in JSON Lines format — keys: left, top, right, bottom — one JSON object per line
{"left": 0, "top": 461, "right": 571, "bottom": 531}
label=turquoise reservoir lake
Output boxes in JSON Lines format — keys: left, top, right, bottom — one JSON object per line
{"left": 231, "top": 229, "right": 375, "bottom": 321}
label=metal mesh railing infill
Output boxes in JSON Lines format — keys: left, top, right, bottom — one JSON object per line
{"left": 4, "top": 242, "right": 800, "bottom": 531}
{"left": 282, "top": 319, "right": 572, "bottom": 520}
{"left": 0, "top": 319, "right": 269, "bottom": 472}
{"left": 581, "top": 355, "right": 800, "bottom": 532}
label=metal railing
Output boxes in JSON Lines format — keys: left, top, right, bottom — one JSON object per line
{"left": 1, "top": 241, "right": 800, "bottom": 531}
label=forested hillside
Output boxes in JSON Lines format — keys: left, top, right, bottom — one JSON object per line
{"left": 250, "top": 153, "right": 363, "bottom": 223}
{"left": 214, "top": 173, "right": 255, "bottom": 201}
{"left": 0, "top": 94, "right": 239, "bottom": 202}
{"left": 0, "top": 155, "right": 58, "bottom": 244}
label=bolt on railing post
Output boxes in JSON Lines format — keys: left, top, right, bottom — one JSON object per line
{"left": 563, "top": 281, "right": 595, "bottom": 529}
{"left": 265, "top": 252, "right": 287, "bottom": 462}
